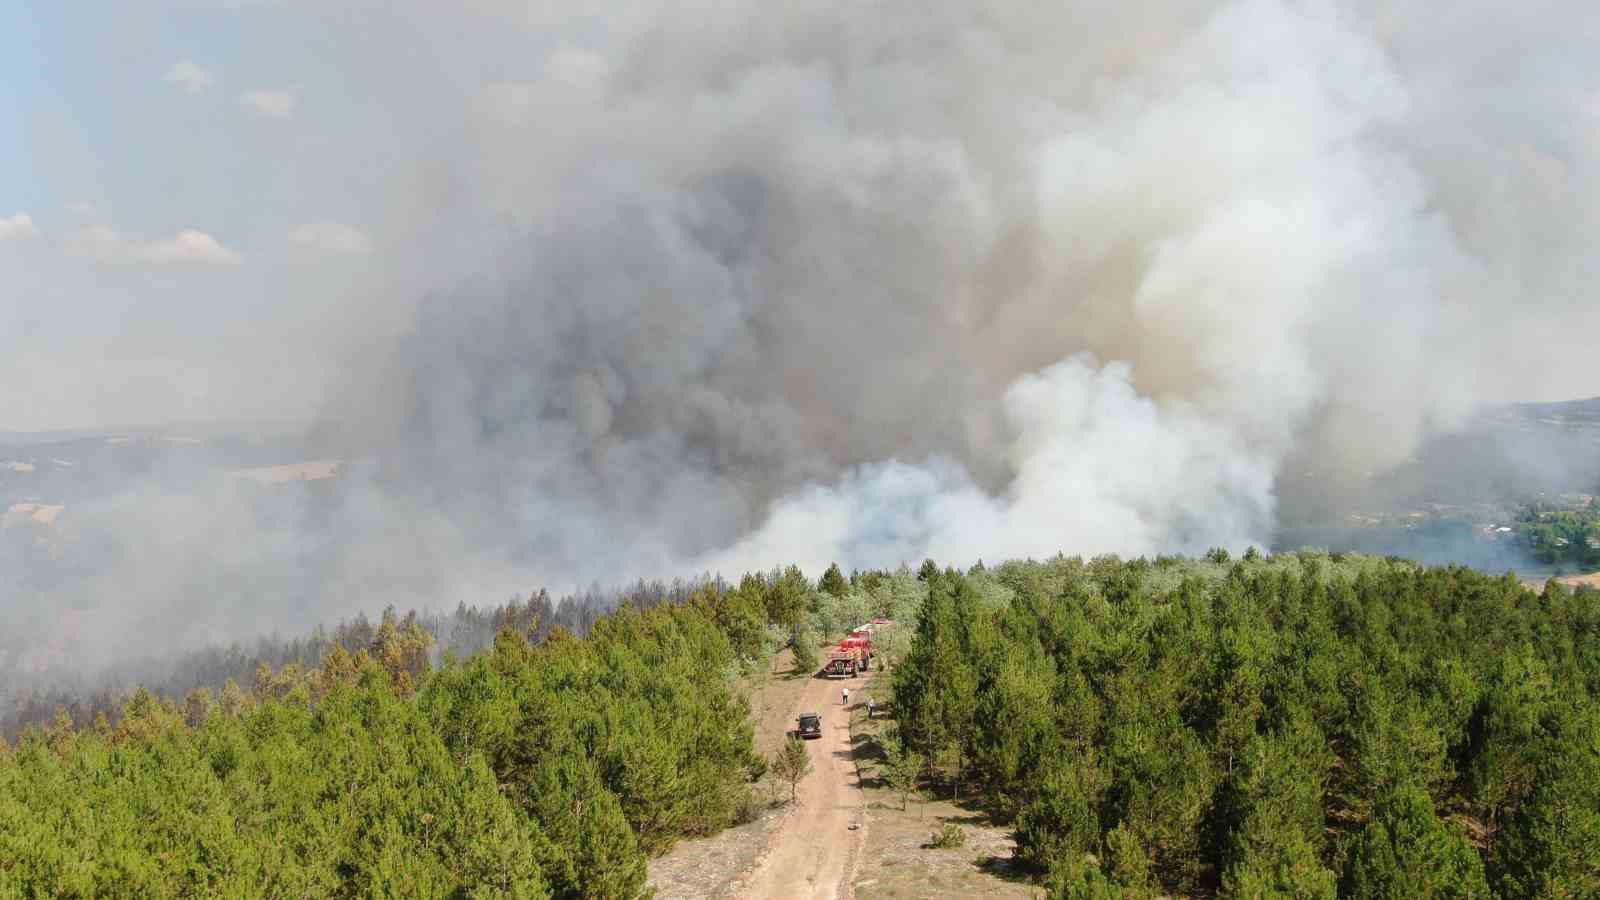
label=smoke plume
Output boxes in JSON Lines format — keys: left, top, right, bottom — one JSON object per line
{"left": 6, "top": 0, "right": 1600, "bottom": 674}
{"left": 333, "top": 0, "right": 1595, "bottom": 573}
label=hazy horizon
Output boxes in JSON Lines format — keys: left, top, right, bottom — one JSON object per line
{"left": 6, "top": 0, "right": 1600, "bottom": 675}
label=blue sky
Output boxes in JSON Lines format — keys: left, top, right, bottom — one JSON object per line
{"left": 1, "top": 4, "right": 47, "bottom": 214}
{"left": 0, "top": 1, "right": 568, "bottom": 431}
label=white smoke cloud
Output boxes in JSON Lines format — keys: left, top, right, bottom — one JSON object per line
{"left": 697, "top": 356, "right": 1277, "bottom": 574}
{"left": 299, "top": 0, "right": 1599, "bottom": 587}
{"left": 360, "top": 0, "right": 1565, "bottom": 580}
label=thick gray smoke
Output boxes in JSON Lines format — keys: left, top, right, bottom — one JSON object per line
{"left": 6, "top": 0, "right": 1600, "bottom": 673}
{"left": 335, "top": 0, "right": 1597, "bottom": 578}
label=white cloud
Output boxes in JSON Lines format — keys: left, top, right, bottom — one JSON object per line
{"left": 240, "top": 89, "right": 296, "bottom": 119}
{"left": 288, "top": 221, "right": 374, "bottom": 257}
{"left": 67, "top": 225, "right": 242, "bottom": 266}
{"left": 0, "top": 212, "right": 39, "bottom": 241}
{"left": 140, "top": 230, "right": 244, "bottom": 265}
{"left": 164, "top": 61, "right": 215, "bottom": 95}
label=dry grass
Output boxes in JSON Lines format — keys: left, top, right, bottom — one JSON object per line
{"left": 646, "top": 808, "right": 791, "bottom": 900}
{"left": 847, "top": 667, "right": 1043, "bottom": 900}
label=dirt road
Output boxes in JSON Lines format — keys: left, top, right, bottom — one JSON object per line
{"left": 734, "top": 673, "right": 868, "bottom": 900}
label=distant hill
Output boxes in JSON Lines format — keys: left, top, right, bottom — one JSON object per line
{"left": 0, "top": 419, "right": 309, "bottom": 448}
{"left": 1272, "top": 395, "right": 1600, "bottom": 569}
{"left": 0, "top": 428, "right": 123, "bottom": 447}
{"left": 0, "top": 421, "right": 326, "bottom": 514}
{"left": 1497, "top": 396, "right": 1600, "bottom": 425}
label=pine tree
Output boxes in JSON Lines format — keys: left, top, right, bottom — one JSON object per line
{"left": 1017, "top": 758, "right": 1106, "bottom": 872}
{"left": 771, "top": 737, "right": 813, "bottom": 804}
{"left": 820, "top": 562, "right": 849, "bottom": 598}
{"left": 1216, "top": 717, "right": 1337, "bottom": 898}
{"left": 882, "top": 740, "right": 925, "bottom": 811}
{"left": 763, "top": 565, "right": 811, "bottom": 628}
{"left": 182, "top": 688, "right": 212, "bottom": 728}
{"left": 1341, "top": 784, "right": 1489, "bottom": 898}
{"left": 1488, "top": 704, "right": 1600, "bottom": 899}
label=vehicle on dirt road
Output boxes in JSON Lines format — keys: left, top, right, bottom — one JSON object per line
{"left": 795, "top": 712, "right": 822, "bottom": 739}
{"left": 823, "top": 647, "right": 865, "bottom": 678}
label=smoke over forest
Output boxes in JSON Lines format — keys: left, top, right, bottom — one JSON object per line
{"left": 4, "top": 0, "right": 1600, "bottom": 687}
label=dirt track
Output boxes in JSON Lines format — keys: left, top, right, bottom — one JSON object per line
{"left": 733, "top": 673, "right": 868, "bottom": 900}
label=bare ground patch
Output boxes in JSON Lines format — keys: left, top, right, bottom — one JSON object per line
{"left": 1554, "top": 570, "right": 1600, "bottom": 590}
{"left": 1521, "top": 569, "right": 1600, "bottom": 592}
{"left": 846, "top": 668, "right": 1042, "bottom": 900}
{"left": 647, "top": 804, "right": 792, "bottom": 900}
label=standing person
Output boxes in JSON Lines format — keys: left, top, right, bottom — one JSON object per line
{"left": 842, "top": 687, "right": 850, "bottom": 706}
{"left": 867, "top": 698, "right": 876, "bottom": 719}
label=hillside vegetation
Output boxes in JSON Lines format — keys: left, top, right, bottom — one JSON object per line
{"left": 0, "top": 601, "right": 764, "bottom": 898}
{"left": 1516, "top": 499, "right": 1600, "bottom": 569}
{"left": 888, "top": 553, "right": 1600, "bottom": 898}
{"left": 0, "top": 565, "right": 922, "bottom": 898}
{"left": 3, "top": 552, "right": 1597, "bottom": 897}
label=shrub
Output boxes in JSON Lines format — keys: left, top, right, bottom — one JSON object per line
{"left": 790, "top": 626, "right": 821, "bottom": 673}
{"left": 929, "top": 822, "right": 966, "bottom": 849}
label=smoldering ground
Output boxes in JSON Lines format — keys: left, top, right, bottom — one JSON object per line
{"left": 5, "top": 0, "right": 1600, "bottom": 685}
